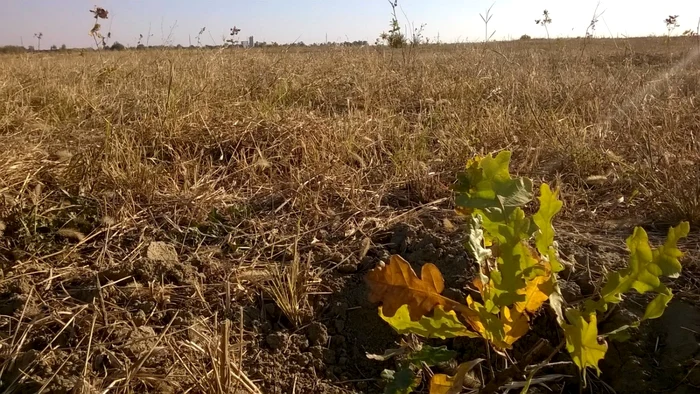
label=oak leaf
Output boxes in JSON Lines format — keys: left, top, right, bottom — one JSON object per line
{"left": 479, "top": 208, "right": 541, "bottom": 308}
{"left": 382, "top": 367, "right": 420, "bottom": 394}
{"left": 532, "top": 183, "right": 564, "bottom": 272}
{"left": 405, "top": 344, "right": 458, "bottom": 367}
{"left": 379, "top": 305, "right": 479, "bottom": 339}
{"left": 454, "top": 150, "right": 533, "bottom": 216}
{"left": 563, "top": 309, "right": 608, "bottom": 383}
{"left": 464, "top": 296, "right": 529, "bottom": 350}
{"left": 367, "top": 254, "right": 466, "bottom": 321}
{"left": 588, "top": 222, "right": 689, "bottom": 315}
{"left": 429, "top": 359, "right": 484, "bottom": 394}
{"left": 515, "top": 263, "right": 555, "bottom": 314}
{"left": 500, "top": 305, "right": 530, "bottom": 347}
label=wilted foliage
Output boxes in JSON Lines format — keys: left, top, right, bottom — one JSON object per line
{"left": 88, "top": 6, "right": 110, "bottom": 49}
{"left": 89, "top": 6, "right": 109, "bottom": 19}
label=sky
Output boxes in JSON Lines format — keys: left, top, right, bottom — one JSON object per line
{"left": 1, "top": 0, "right": 699, "bottom": 48}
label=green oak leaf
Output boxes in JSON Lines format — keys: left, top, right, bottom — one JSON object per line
{"left": 454, "top": 150, "right": 533, "bottom": 220}
{"left": 563, "top": 309, "right": 608, "bottom": 384}
{"left": 532, "top": 183, "right": 564, "bottom": 272}
{"left": 601, "top": 322, "right": 640, "bottom": 342}
{"left": 642, "top": 285, "right": 673, "bottom": 320}
{"left": 379, "top": 305, "right": 479, "bottom": 339}
{"left": 481, "top": 208, "right": 540, "bottom": 308}
{"left": 382, "top": 367, "right": 420, "bottom": 394}
{"left": 626, "top": 223, "right": 688, "bottom": 293}
{"left": 595, "top": 222, "right": 689, "bottom": 315}
{"left": 405, "top": 345, "right": 457, "bottom": 367}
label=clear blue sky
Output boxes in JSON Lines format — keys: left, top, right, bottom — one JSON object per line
{"left": 1, "top": 0, "right": 698, "bottom": 48}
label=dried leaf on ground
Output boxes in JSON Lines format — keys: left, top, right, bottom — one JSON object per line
{"left": 57, "top": 228, "right": 86, "bottom": 242}
{"left": 366, "top": 254, "right": 466, "bottom": 321}
{"left": 366, "top": 346, "right": 408, "bottom": 361}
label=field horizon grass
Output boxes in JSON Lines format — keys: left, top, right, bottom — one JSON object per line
{"left": 1, "top": 36, "right": 699, "bottom": 393}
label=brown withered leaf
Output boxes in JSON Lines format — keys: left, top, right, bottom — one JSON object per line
{"left": 366, "top": 254, "right": 466, "bottom": 321}
{"left": 89, "top": 23, "right": 101, "bottom": 36}
{"left": 90, "top": 7, "right": 109, "bottom": 19}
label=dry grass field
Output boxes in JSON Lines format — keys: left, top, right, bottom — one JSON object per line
{"left": 1, "top": 37, "right": 700, "bottom": 393}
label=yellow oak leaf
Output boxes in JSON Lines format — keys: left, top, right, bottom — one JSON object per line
{"left": 515, "top": 264, "right": 555, "bottom": 314}
{"left": 463, "top": 296, "right": 530, "bottom": 350}
{"left": 501, "top": 305, "right": 530, "bottom": 348}
{"left": 429, "top": 359, "right": 484, "bottom": 394}
{"left": 563, "top": 309, "right": 608, "bottom": 384}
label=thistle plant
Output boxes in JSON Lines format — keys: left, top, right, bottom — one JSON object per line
{"left": 665, "top": 15, "right": 680, "bottom": 36}
{"left": 535, "top": 9, "right": 552, "bottom": 39}
{"left": 581, "top": 3, "right": 604, "bottom": 57}
{"left": 665, "top": 14, "right": 680, "bottom": 47}
{"left": 33, "top": 33, "right": 43, "bottom": 51}
{"left": 584, "top": 4, "right": 602, "bottom": 39}
{"left": 88, "top": 6, "right": 110, "bottom": 49}
{"left": 226, "top": 26, "right": 241, "bottom": 46}
{"left": 196, "top": 27, "right": 206, "bottom": 47}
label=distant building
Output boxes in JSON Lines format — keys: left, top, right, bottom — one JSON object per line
{"left": 249, "top": 36, "right": 254, "bottom": 47}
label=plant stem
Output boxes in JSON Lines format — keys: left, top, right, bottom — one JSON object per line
{"left": 518, "top": 339, "right": 567, "bottom": 393}
{"left": 484, "top": 339, "right": 496, "bottom": 380}
{"left": 480, "top": 339, "right": 547, "bottom": 394}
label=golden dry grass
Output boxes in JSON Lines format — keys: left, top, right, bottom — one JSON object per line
{"left": 0, "top": 36, "right": 699, "bottom": 393}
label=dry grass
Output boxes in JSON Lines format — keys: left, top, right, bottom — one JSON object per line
{"left": 265, "top": 233, "right": 317, "bottom": 328}
{"left": 0, "top": 36, "right": 699, "bottom": 392}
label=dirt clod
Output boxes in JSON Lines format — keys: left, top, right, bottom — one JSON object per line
{"left": 291, "top": 333, "right": 309, "bottom": 350}
{"left": 147, "top": 241, "right": 179, "bottom": 262}
{"left": 126, "top": 326, "right": 157, "bottom": 357}
{"left": 307, "top": 321, "right": 329, "bottom": 346}
{"left": 557, "top": 279, "right": 581, "bottom": 301}
{"left": 266, "top": 331, "right": 288, "bottom": 350}
{"left": 336, "top": 261, "right": 359, "bottom": 274}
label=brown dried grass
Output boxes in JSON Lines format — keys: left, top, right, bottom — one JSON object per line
{"left": 1, "top": 36, "right": 699, "bottom": 392}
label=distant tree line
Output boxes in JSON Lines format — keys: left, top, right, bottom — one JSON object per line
{"left": 312, "top": 41, "right": 369, "bottom": 47}
{"left": 0, "top": 44, "right": 69, "bottom": 54}
{"left": 0, "top": 38, "right": 371, "bottom": 54}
